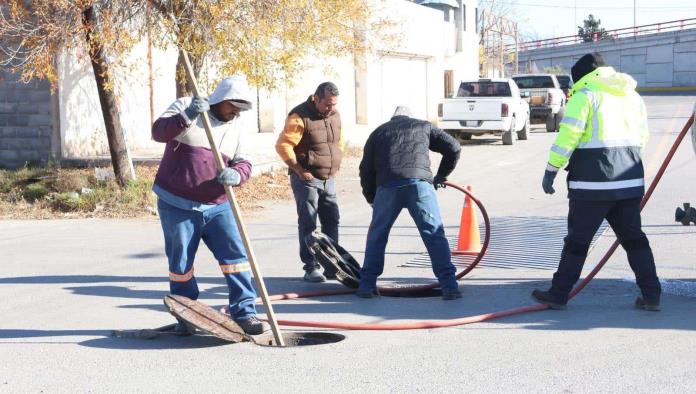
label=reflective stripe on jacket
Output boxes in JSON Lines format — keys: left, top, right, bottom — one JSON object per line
{"left": 548, "top": 67, "right": 650, "bottom": 201}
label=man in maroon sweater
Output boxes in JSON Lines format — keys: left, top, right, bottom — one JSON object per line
{"left": 151, "top": 76, "right": 269, "bottom": 335}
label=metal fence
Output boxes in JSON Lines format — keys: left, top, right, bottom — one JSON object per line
{"left": 509, "top": 18, "right": 696, "bottom": 52}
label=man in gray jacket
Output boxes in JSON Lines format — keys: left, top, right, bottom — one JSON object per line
{"left": 358, "top": 106, "right": 462, "bottom": 300}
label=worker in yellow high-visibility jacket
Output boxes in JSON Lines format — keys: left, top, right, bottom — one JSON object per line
{"left": 532, "top": 53, "right": 661, "bottom": 311}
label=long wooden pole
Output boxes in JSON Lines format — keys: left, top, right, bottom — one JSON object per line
{"left": 180, "top": 51, "right": 285, "bottom": 346}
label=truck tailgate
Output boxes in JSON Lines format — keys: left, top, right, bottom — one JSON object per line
{"left": 520, "top": 88, "right": 547, "bottom": 105}
{"left": 442, "top": 99, "right": 502, "bottom": 121}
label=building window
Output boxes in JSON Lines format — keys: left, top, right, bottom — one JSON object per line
{"left": 462, "top": 5, "right": 466, "bottom": 31}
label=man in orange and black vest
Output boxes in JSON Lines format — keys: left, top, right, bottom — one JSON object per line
{"left": 276, "top": 82, "right": 343, "bottom": 282}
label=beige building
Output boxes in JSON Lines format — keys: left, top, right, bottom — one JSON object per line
{"left": 0, "top": 0, "right": 480, "bottom": 170}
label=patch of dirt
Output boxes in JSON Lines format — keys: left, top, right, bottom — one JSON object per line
{"left": 0, "top": 147, "right": 363, "bottom": 220}
{"left": 235, "top": 168, "right": 293, "bottom": 211}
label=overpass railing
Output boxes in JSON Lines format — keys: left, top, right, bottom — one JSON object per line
{"left": 511, "top": 18, "right": 696, "bottom": 52}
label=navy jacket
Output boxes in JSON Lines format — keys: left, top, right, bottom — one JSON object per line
{"left": 359, "top": 115, "right": 461, "bottom": 203}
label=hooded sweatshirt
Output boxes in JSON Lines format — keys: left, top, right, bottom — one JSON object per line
{"left": 152, "top": 77, "right": 253, "bottom": 205}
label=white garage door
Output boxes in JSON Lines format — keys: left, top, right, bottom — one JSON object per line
{"left": 379, "top": 56, "right": 428, "bottom": 121}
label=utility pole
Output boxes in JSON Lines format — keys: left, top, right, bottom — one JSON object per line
{"left": 515, "top": 22, "right": 519, "bottom": 75}
{"left": 634, "top": 0, "right": 636, "bottom": 26}
{"left": 574, "top": 0, "right": 579, "bottom": 42}
{"left": 634, "top": 0, "right": 637, "bottom": 37}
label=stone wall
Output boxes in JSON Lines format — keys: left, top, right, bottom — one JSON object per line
{"left": 0, "top": 69, "right": 56, "bottom": 168}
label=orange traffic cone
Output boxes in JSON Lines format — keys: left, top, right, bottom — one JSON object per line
{"left": 453, "top": 185, "right": 481, "bottom": 255}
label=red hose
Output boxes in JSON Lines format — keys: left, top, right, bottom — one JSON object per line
{"left": 264, "top": 182, "right": 491, "bottom": 302}
{"left": 275, "top": 304, "right": 548, "bottom": 331}
{"left": 569, "top": 112, "right": 694, "bottom": 299}
{"left": 269, "top": 113, "right": 695, "bottom": 330}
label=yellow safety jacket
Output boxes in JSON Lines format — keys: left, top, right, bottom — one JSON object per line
{"left": 548, "top": 66, "right": 649, "bottom": 200}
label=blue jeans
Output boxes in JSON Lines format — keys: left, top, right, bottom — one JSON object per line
{"left": 157, "top": 199, "right": 257, "bottom": 320}
{"left": 289, "top": 173, "right": 340, "bottom": 272}
{"left": 359, "top": 180, "right": 457, "bottom": 291}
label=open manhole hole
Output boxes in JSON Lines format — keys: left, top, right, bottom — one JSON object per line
{"left": 380, "top": 288, "right": 442, "bottom": 298}
{"left": 254, "top": 332, "right": 346, "bottom": 347}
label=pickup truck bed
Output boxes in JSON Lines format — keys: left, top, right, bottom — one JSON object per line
{"left": 438, "top": 79, "right": 530, "bottom": 145}
{"left": 512, "top": 74, "right": 565, "bottom": 133}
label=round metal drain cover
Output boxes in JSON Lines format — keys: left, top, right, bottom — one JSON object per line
{"left": 254, "top": 332, "right": 345, "bottom": 347}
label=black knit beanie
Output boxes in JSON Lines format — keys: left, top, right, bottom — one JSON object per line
{"left": 571, "top": 53, "right": 606, "bottom": 82}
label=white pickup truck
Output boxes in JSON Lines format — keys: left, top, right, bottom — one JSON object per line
{"left": 511, "top": 74, "right": 565, "bottom": 133}
{"left": 437, "top": 78, "right": 530, "bottom": 145}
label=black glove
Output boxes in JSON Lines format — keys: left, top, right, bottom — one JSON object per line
{"left": 433, "top": 175, "right": 447, "bottom": 190}
{"left": 542, "top": 169, "right": 558, "bottom": 194}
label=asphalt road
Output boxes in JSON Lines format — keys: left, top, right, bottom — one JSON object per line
{"left": 1, "top": 94, "right": 695, "bottom": 393}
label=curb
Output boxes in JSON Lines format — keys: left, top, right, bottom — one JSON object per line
{"left": 637, "top": 86, "right": 696, "bottom": 93}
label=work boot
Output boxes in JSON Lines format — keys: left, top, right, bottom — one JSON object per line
{"left": 635, "top": 297, "right": 661, "bottom": 312}
{"left": 531, "top": 289, "right": 567, "bottom": 310}
{"left": 303, "top": 268, "right": 326, "bottom": 283}
{"left": 441, "top": 288, "right": 463, "bottom": 300}
{"left": 356, "top": 288, "right": 380, "bottom": 298}
{"left": 235, "top": 316, "right": 271, "bottom": 335}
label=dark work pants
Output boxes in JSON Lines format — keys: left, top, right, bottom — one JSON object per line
{"left": 550, "top": 198, "right": 661, "bottom": 303}
{"left": 289, "top": 172, "right": 340, "bottom": 272}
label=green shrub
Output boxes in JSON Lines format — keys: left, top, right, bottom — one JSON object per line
{"left": 0, "top": 170, "right": 12, "bottom": 193}
{"left": 46, "top": 171, "right": 89, "bottom": 193}
{"left": 22, "top": 183, "right": 49, "bottom": 202}
{"left": 51, "top": 192, "right": 81, "bottom": 212}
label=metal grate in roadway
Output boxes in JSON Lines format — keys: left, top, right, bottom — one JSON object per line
{"left": 401, "top": 216, "right": 609, "bottom": 270}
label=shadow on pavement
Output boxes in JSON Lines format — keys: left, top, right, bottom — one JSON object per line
{"left": 3, "top": 275, "right": 694, "bottom": 341}
{"left": 0, "top": 329, "right": 106, "bottom": 339}
{"left": 79, "top": 335, "right": 230, "bottom": 350}
{"left": 247, "top": 278, "right": 696, "bottom": 328}
{"left": 0, "top": 328, "right": 230, "bottom": 349}
{"left": 124, "top": 252, "right": 164, "bottom": 259}
{"left": 0, "top": 275, "right": 216, "bottom": 285}
{"left": 457, "top": 138, "right": 502, "bottom": 146}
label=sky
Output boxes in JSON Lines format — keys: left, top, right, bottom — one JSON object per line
{"left": 494, "top": 0, "right": 696, "bottom": 41}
